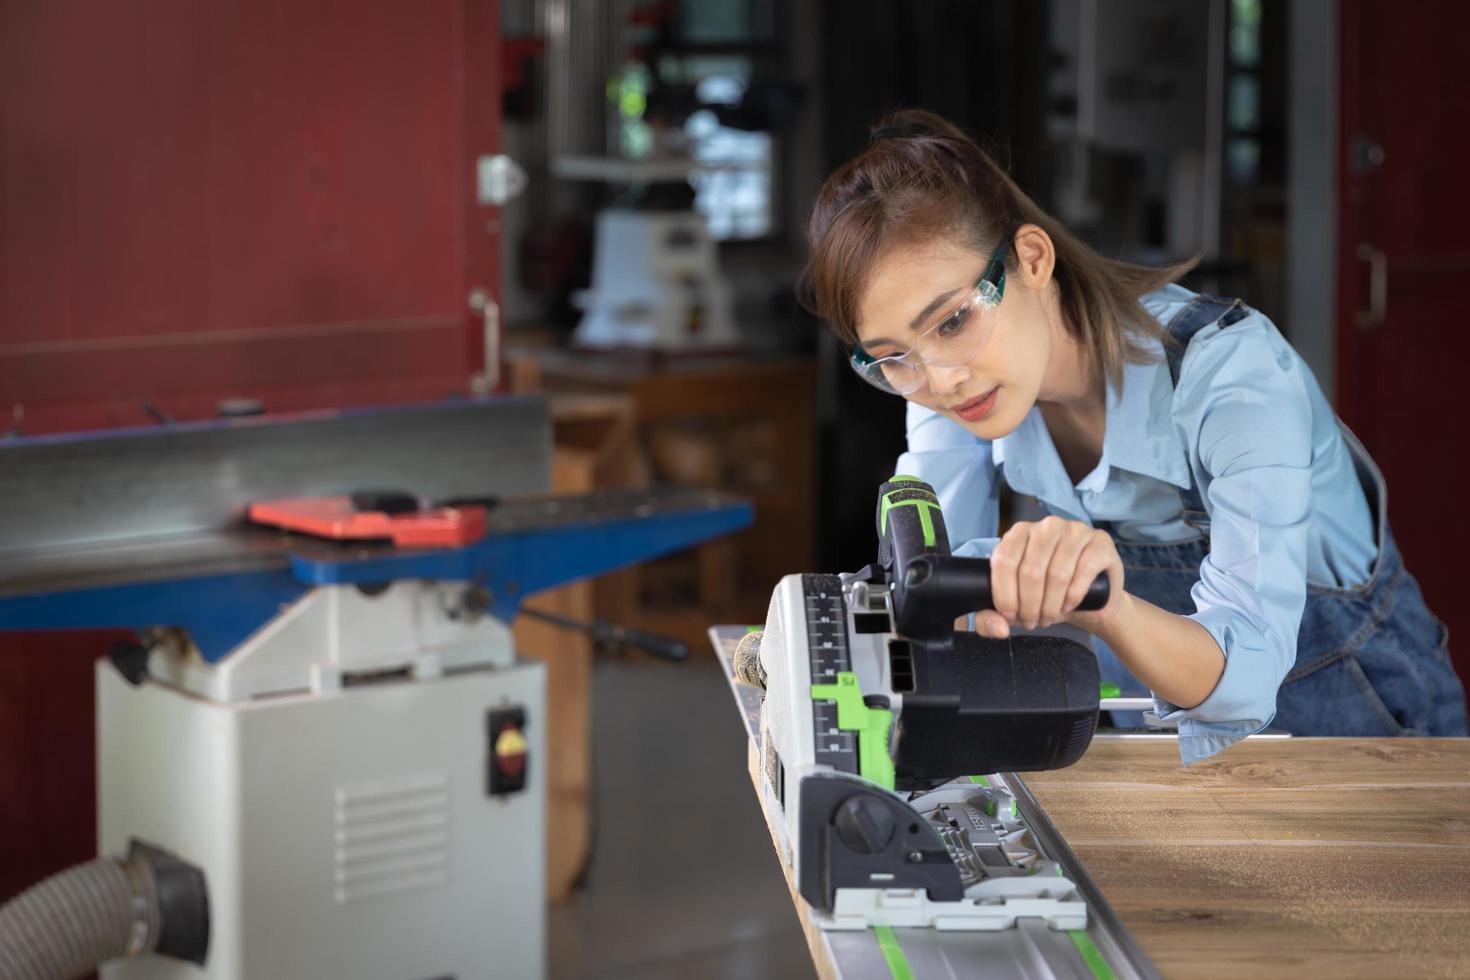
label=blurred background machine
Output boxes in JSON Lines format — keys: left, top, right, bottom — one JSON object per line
{"left": 546, "top": 20, "right": 801, "bottom": 352}
{"left": 554, "top": 155, "right": 740, "bottom": 351}
{"left": 0, "top": 397, "right": 750, "bottom": 979}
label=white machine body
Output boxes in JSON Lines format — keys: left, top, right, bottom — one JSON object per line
{"left": 757, "top": 574, "right": 892, "bottom": 872}
{"left": 99, "top": 581, "right": 545, "bottom": 979}
{"left": 572, "top": 209, "right": 739, "bottom": 351}
{"left": 149, "top": 581, "right": 518, "bottom": 702}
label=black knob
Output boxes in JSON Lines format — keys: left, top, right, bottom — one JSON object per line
{"left": 833, "top": 794, "right": 897, "bottom": 854}
{"left": 108, "top": 639, "right": 154, "bottom": 686}
{"left": 350, "top": 490, "right": 420, "bottom": 515}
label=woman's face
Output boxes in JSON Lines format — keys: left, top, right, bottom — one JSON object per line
{"left": 854, "top": 236, "right": 1054, "bottom": 439}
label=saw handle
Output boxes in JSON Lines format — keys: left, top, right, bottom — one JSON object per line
{"left": 875, "top": 478, "right": 1109, "bottom": 638}
{"left": 895, "top": 555, "right": 1110, "bottom": 638}
{"left": 906, "top": 555, "right": 1110, "bottom": 612}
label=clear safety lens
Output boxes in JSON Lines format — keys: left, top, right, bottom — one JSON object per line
{"left": 851, "top": 279, "right": 1002, "bottom": 395}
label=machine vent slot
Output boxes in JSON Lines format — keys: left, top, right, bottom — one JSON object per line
{"left": 853, "top": 612, "right": 890, "bottom": 634}
{"left": 763, "top": 730, "right": 784, "bottom": 811}
{"left": 1062, "top": 714, "right": 1096, "bottom": 761}
{"left": 888, "top": 639, "right": 916, "bottom": 693}
{"left": 334, "top": 772, "right": 451, "bottom": 904}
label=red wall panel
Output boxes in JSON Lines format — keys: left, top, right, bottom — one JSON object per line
{"left": 0, "top": 0, "right": 500, "bottom": 433}
{"left": 0, "top": 632, "right": 111, "bottom": 901}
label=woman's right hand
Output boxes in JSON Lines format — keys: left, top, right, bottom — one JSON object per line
{"left": 974, "top": 516, "right": 1126, "bottom": 639}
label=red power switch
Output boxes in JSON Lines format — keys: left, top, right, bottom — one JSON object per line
{"left": 487, "top": 708, "right": 529, "bottom": 796}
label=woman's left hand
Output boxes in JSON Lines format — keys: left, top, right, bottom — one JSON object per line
{"left": 975, "top": 516, "right": 1126, "bottom": 639}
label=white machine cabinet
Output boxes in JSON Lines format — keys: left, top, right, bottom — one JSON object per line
{"left": 98, "top": 584, "right": 547, "bottom": 980}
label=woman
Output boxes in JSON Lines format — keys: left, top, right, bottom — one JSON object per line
{"left": 802, "top": 109, "right": 1466, "bottom": 763}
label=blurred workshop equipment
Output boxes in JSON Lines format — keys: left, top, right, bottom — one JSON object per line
{"left": 552, "top": 156, "right": 743, "bottom": 352}
{"left": 545, "top": 2, "right": 803, "bottom": 353}
{"left": 512, "top": 347, "right": 816, "bottom": 654}
{"left": 0, "top": 397, "right": 750, "bottom": 979}
{"left": 510, "top": 390, "right": 640, "bottom": 901}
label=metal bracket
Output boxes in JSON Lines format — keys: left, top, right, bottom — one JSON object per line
{"left": 468, "top": 288, "right": 501, "bottom": 394}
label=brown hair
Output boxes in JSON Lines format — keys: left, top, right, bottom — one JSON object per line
{"left": 801, "top": 109, "right": 1195, "bottom": 389}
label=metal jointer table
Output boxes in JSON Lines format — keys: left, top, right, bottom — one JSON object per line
{"left": 0, "top": 396, "right": 752, "bottom": 980}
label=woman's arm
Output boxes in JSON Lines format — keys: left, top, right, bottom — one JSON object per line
{"left": 976, "top": 518, "right": 1225, "bottom": 709}
{"left": 1087, "top": 591, "right": 1223, "bottom": 709}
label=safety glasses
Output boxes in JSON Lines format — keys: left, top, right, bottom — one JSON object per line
{"left": 850, "top": 239, "right": 1009, "bottom": 396}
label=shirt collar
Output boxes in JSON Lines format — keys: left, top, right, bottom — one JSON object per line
{"left": 992, "top": 407, "right": 1077, "bottom": 517}
{"left": 994, "top": 336, "right": 1192, "bottom": 507}
{"left": 1102, "top": 341, "right": 1193, "bottom": 490}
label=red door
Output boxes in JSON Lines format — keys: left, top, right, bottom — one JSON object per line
{"left": 1337, "top": 1, "right": 1470, "bottom": 684}
{"left": 0, "top": 0, "right": 501, "bottom": 900}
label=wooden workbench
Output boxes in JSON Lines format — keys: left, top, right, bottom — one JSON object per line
{"left": 714, "top": 628, "right": 1470, "bottom": 978}
{"left": 1025, "top": 738, "right": 1470, "bottom": 979}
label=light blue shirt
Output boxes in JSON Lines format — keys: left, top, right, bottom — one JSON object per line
{"left": 894, "top": 284, "right": 1377, "bottom": 763}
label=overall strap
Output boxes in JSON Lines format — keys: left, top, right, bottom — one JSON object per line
{"left": 1166, "top": 294, "right": 1251, "bottom": 536}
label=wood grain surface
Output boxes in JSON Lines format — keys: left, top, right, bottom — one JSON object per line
{"left": 1024, "top": 738, "right": 1470, "bottom": 979}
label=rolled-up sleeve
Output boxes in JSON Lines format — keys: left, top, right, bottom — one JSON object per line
{"left": 893, "top": 402, "right": 999, "bottom": 555}
{"left": 1155, "top": 328, "right": 1314, "bottom": 764}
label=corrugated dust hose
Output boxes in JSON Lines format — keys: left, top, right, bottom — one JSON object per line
{"left": 0, "top": 841, "right": 208, "bottom": 980}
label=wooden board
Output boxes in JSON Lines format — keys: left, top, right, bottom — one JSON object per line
{"left": 1024, "top": 738, "right": 1470, "bottom": 979}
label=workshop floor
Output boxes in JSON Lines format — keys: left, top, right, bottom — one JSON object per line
{"left": 547, "top": 651, "right": 813, "bottom": 980}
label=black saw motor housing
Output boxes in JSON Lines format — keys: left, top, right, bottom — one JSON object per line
{"left": 892, "top": 631, "right": 1098, "bottom": 789}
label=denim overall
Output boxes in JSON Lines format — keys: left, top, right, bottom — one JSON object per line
{"left": 1096, "top": 295, "right": 1469, "bottom": 736}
